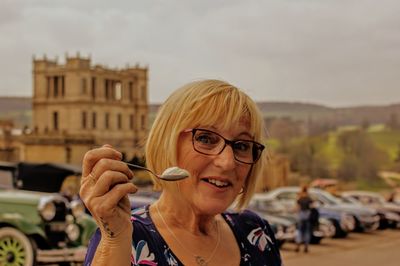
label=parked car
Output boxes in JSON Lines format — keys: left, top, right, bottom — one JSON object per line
{"left": 255, "top": 212, "right": 296, "bottom": 247}
{"left": 0, "top": 161, "right": 97, "bottom": 265}
{"left": 249, "top": 194, "right": 336, "bottom": 242}
{"left": 270, "top": 187, "right": 380, "bottom": 233}
{"left": 341, "top": 191, "right": 400, "bottom": 229}
{"left": 251, "top": 187, "right": 365, "bottom": 237}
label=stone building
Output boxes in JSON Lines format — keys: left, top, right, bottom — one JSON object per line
{"left": 1, "top": 54, "right": 148, "bottom": 165}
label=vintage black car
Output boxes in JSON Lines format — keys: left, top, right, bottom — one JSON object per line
{"left": 0, "top": 161, "right": 97, "bottom": 265}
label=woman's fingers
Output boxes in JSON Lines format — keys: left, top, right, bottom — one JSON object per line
{"left": 82, "top": 145, "right": 122, "bottom": 178}
{"left": 90, "top": 158, "right": 133, "bottom": 183}
{"left": 91, "top": 183, "right": 137, "bottom": 218}
{"left": 92, "top": 170, "right": 135, "bottom": 197}
{"left": 80, "top": 146, "right": 136, "bottom": 220}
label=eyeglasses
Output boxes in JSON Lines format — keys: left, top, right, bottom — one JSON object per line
{"left": 183, "top": 128, "right": 265, "bottom": 164}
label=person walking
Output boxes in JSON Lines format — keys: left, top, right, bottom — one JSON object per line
{"left": 295, "top": 185, "right": 313, "bottom": 253}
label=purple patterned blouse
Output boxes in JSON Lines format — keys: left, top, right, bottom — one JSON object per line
{"left": 84, "top": 205, "right": 282, "bottom": 266}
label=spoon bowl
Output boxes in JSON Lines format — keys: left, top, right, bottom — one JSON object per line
{"left": 126, "top": 163, "right": 189, "bottom": 181}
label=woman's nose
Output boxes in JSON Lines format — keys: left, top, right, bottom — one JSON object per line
{"left": 214, "top": 145, "right": 236, "bottom": 170}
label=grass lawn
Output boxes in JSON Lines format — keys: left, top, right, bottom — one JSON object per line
{"left": 368, "top": 129, "right": 400, "bottom": 161}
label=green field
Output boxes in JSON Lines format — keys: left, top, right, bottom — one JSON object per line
{"left": 368, "top": 129, "right": 400, "bottom": 160}
{"left": 269, "top": 125, "right": 400, "bottom": 171}
{"left": 318, "top": 126, "right": 400, "bottom": 163}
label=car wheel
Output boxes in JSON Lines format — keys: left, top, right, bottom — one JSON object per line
{"left": 330, "top": 219, "right": 348, "bottom": 238}
{"left": 310, "top": 236, "right": 322, "bottom": 244}
{"left": 0, "top": 227, "right": 36, "bottom": 266}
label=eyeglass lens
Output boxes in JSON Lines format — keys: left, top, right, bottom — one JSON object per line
{"left": 192, "top": 129, "right": 263, "bottom": 164}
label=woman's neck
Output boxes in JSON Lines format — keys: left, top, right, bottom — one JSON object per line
{"left": 154, "top": 193, "right": 218, "bottom": 236}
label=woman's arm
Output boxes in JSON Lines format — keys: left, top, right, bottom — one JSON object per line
{"left": 80, "top": 145, "right": 137, "bottom": 266}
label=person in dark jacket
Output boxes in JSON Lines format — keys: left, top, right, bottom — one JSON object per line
{"left": 295, "top": 185, "right": 313, "bottom": 253}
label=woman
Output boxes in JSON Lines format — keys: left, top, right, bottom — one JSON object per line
{"left": 80, "top": 80, "right": 282, "bottom": 265}
{"left": 295, "top": 185, "right": 313, "bottom": 253}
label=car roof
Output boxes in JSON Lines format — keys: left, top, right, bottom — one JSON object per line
{"left": 341, "top": 191, "right": 383, "bottom": 197}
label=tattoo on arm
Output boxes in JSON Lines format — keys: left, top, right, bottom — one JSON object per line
{"left": 100, "top": 217, "right": 115, "bottom": 238}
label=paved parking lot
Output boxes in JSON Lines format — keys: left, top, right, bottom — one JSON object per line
{"left": 281, "top": 229, "right": 400, "bottom": 266}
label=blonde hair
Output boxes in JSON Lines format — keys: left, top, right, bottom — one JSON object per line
{"left": 145, "top": 79, "right": 266, "bottom": 210}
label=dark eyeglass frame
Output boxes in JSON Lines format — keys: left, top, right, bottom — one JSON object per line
{"left": 183, "top": 128, "right": 265, "bottom": 165}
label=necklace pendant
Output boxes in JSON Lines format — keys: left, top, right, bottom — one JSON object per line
{"left": 195, "top": 256, "right": 208, "bottom": 266}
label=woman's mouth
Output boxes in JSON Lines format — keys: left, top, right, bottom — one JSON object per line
{"left": 202, "top": 178, "right": 231, "bottom": 188}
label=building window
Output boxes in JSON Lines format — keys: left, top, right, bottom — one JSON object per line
{"left": 105, "top": 79, "right": 111, "bottom": 100}
{"left": 54, "top": 76, "right": 59, "bottom": 97}
{"left": 82, "top": 111, "right": 87, "bottom": 129}
{"left": 61, "top": 76, "right": 65, "bottom": 97}
{"left": 91, "top": 77, "right": 96, "bottom": 99}
{"left": 129, "top": 114, "right": 134, "bottom": 130}
{"left": 92, "top": 112, "right": 97, "bottom": 129}
{"left": 46, "top": 77, "right": 50, "bottom": 98}
{"left": 53, "top": 111, "right": 59, "bottom": 131}
{"left": 117, "top": 113, "right": 122, "bottom": 129}
{"left": 104, "top": 80, "right": 108, "bottom": 99}
{"left": 129, "top": 82, "right": 134, "bottom": 101}
{"left": 105, "top": 113, "right": 110, "bottom": 129}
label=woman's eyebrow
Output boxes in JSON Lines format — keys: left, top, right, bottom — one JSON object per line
{"left": 236, "top": 132, "right": 254, "bottom": 139}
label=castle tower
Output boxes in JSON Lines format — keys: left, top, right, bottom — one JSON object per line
{"left": 22, "top": 53, "right": 148, "bottom": 164}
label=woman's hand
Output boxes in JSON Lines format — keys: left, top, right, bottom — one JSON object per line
{"left": 80, "top": 144, "right": 137, "bottom": 242}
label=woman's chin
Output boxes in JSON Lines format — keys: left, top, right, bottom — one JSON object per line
{"left": 195, "top": 200, "right": 232, "bottom": 215}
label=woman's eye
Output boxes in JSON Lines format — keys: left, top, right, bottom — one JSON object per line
{"left": 196, "top": 133, "right": 218, "bottom": 144}
{"left": 234, "top": 141, "right": 251, "bottom": 152}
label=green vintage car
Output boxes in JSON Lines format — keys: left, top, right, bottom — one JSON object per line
{"left": 0, "top": 161, "right": 97, "bottom": 266}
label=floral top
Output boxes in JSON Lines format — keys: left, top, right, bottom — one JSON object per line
{"left": 84, "top": 205, "right": 282, "bottom": 266}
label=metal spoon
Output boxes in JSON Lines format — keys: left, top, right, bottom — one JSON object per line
{"left": 126, "top": 163, "right": 189, "bottom": 181}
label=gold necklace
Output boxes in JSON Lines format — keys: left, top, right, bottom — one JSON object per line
{"left": 155, "top": 203, "right": 220, "bottom": 266}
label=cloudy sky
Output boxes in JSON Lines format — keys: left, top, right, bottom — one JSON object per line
{"left": 1, "top": 0, "right": 400, "bottom": 107}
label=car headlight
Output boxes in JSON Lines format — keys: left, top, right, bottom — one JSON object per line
{"left": 275, "top": 225, "right": 284, "bottom": 239}
{"left": 70, "top": 200, "right": 86, "bottom": 218}
{"left": 38, "top": 198, "right": 56, "bottom": 221}
{"left": 340, "top": 213, "right": 355, "bottom": 231}
{"left": 66, "top": 224, "right": 80, "bottom": 241}
{"left": 287, "top": 224, "right": 296, "bottom": 234}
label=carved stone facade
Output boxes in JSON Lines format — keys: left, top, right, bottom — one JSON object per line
{"left": 1, "top": 54, "right": 148, "bottom": 165}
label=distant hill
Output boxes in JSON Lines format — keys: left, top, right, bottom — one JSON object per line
{"left": 0, "top": 97, "right": 32, "bottom": 128}
{"left": 151, "top": 101, "right": 400, "bottom": 127}
{"left": 0, "top": 97, "right": 31, "bottom": 113}
{"left": 1, "top": 96, "right": 399, "bottom": 128}
{"left": 258, "top": 101, "right": 400, "bottom": 126}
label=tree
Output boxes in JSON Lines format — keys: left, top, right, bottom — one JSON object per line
{"left": 337, "top": 155, "right": 359, "bottom": 182}
{"left": 286, "top": 137, "right": 332, "bottom": 179}
{"left": 361, "top": 118, "right": 370, "bottom": 131}
{"left": 386, "top": 113, "right": 400, "bottom": 130}
{"left": 336, "top": 129, "right": 389, "bottom": 181}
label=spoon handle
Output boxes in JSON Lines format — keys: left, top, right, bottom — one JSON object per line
{"left": 125, "top": 162, "right": 155, "bottom": 174}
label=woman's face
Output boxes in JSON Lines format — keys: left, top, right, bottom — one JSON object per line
{"left": 175, "top": 122, "right": 253, "bottom": 215}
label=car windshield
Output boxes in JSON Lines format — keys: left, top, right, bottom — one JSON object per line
{"left": 312, "top": 190, "right": 342, "bottom": 205}
{"left": 341, "top": 196, "right": 362, "bottom": 205}
{"left": 251, "top": 198, "right": 287, "bottom": 213}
